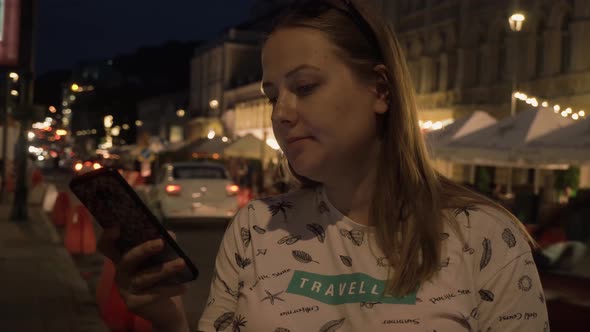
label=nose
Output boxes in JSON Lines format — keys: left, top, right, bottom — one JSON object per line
{"left": 271, "top": 93, "right": 297, "bottom": 128}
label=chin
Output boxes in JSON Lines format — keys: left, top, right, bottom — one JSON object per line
{"left": 288, "top": 156, "right": 324, "bottom": 182}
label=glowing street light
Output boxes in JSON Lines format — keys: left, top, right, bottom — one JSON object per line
{"left": 9, "top": 72, "right": 19, "bottom": 82}
{"left": 207, "top": 130, "right": 216, "bottom": 139}
{"left": 104, "top": 115, "right": 114, "bottom": 128}
{"left": 71, "top": 83, "right": 80, "bottom": 92}
{"left": 49, "top": 106, "right": 57, "bottom": 113}
{"left": 135, "top": 120, "right": 143, "bottom": 127}
{"left": 508, "top": 13, "right": 525, "bottom": 32}
{"left": 209, "top": 99, "right": 219, "bottom": 109}
{"left": 176, "top": 109, "right": 186, "bottom": 117}
{"left": 10, "top": 90, "right": 19, "bottom": 96}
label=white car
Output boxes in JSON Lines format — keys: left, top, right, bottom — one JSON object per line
{"left": 151, "top": 161, "right": 240, "bottom": 221}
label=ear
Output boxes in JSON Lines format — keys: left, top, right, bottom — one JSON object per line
{"left": 370, "top": 64, "right": 390, "bottom": 114}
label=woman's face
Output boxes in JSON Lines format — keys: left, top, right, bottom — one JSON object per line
{"left": 262, "top": 28, "right": 387, "bottom": 183}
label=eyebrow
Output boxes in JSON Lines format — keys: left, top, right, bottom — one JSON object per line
{"left": 261, "top": 64, "right": 321, "bottom": 91}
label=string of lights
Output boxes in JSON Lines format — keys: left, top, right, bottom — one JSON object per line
{"left": 514, "top": 92, "right": 587, "bottom": 120}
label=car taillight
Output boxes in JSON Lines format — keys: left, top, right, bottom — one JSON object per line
{"left": 226, "top": 184, "right": 239, "bottom": 196}
{"left": 74, "top": 163, "right": 83, "bottom": 171}
{"left": 93, "top": 163, "right": 101, "bottom": 170}
{"left": 166, "top": 184, "right": 182, "bottom": 195}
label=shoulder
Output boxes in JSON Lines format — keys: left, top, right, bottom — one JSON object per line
{"left": 450, "top": 205, "right": 525, "bottom": 235}
{"left": 448, "top": 205, "right": 533, "bottom": 279}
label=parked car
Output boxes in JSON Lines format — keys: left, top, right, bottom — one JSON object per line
{"left": 150, "top": 161, "right": 240, "bottom": 222}
{"left": 73, "top": 158, "right": 103, "bottom": 175}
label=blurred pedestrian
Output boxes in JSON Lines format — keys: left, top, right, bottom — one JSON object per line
{"left": 97, "top": 1, "right": 548, "bottom": 331}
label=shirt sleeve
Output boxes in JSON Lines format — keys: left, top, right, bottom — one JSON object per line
{"left": 197, "top": 207, "right": 249, "bottom": 331}
{"left": 476, "top": 250, "right": 550, "bottom": 331}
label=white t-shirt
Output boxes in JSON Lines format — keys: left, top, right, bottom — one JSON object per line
{"left": 198, "top": 186, "right": 549, "bottom": 331}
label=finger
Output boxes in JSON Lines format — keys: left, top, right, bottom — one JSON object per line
{"left": 167, "top": 230, "right": 176, "bottom": 241}
{"left": 131, "top": 258, "right": 186, "bottom": 291}
{"left": 118, "top": 238, "right": 164, "bottom": 276}
{"left": 124, "top": 284, "right": 189, "bottom": 311}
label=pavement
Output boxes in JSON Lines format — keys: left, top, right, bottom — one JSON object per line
{"left": 0, "top": 200, "right": 108, "bottom": 332}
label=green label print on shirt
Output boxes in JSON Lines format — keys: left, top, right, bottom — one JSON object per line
{"left": 286, "top": 270, "right": 417, "bottom": 305}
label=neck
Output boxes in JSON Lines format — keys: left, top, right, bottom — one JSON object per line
{"left": 322, "top": 155, "right": 379, "bottom": 226}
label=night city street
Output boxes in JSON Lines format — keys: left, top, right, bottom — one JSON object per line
{"left": 1, "top": 0, "right": 590, "bottom": 331}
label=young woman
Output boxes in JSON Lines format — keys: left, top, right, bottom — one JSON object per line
{"left": 98, "top": 1, "right": 549, "bottom": 331}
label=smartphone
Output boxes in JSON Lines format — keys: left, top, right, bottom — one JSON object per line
{"left": 69, "top": 167, "right": 198, "bottom": 284}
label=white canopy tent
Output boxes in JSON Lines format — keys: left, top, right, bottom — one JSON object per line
{"left": 425, "top": 111, "right": 497, "bottom": 179}
{"left": 224, "top": 134, "right": 279, "bottom": 162}
{"left": 445, "top": 107, "right": 574, "bottom": 168}
{"left": 522, "top": 117, "right": 590, "bottom": 166}
{"left": 427, "top": 110, "right": 497, "bottom": 157}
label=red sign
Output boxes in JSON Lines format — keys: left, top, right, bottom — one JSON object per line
{"left": 0, "top": 0, "right": 21, "bottom": 67}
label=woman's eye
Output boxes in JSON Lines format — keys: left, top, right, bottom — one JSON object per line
{"left": 296, "top": 84, "right": 317, "bottom": 96}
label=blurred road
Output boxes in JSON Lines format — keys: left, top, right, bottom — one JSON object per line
{"left": 42, "top": 167, "right": 227, "bottom": 330}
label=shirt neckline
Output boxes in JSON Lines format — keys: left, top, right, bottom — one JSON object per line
{"left": 318, "top": 185, "right": 375, "bottom": 230}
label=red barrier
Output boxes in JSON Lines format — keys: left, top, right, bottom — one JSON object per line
{"left": 237, "top": 188, "right": 253, "bottom": 209}
{"left": 51, "top": 192, "right": 71, "bottom": 226}
{"left": 64, "top": 205, "right": 96, "bottom": 255}
{"left": 31, "top": 168, "right": 43, "bottom": 187}
{"left": 96, "top": 259, "right": 152, "bottom": 332}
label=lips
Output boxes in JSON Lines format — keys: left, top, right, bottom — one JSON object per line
{"left": 286, "top": 136, "right": 313, "bottom": 144}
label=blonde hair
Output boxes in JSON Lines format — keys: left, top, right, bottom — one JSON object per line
{"left": 269, "top": 0, "right": 535, "bottom": 297}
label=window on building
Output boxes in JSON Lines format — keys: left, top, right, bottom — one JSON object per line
{"left": 535, "top": 20, "right": 545, "bottom": 77}
{"left": 412, "top": 0, "right": 424, "bottom": 11}
{"left": 410, "top": 62, "right": 422, "bottom": 93}
{"left": 474, "top": 48, "right": 483, "bottom": 85}
{"left": 560, "top": 14, "right": 572, "bottom": 73}
{"left": 432, "top": 57, "right": 441, "bottom": 92}
{"left": 497, "top": 29, "right": 508, "bottom": 81}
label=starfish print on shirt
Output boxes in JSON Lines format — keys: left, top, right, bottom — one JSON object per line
{"left": 261, "top": 290, "right": 286, "bottom": 305}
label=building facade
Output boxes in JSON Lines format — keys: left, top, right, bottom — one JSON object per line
{"left": 393, "top": 0, "right": 590, "bottom": 121}
{"left": 137, "top": 92, "right": 188, "bottom": 144}
{"left": 189, "top": 29, "right": 264, "bottom": 120}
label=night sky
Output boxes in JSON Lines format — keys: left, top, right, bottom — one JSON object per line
{"left": 36, "top": 0, "right": 257, "bottom": 74}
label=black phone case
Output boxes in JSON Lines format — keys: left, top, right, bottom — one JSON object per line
{"left": 69, "top": 167, "right": 198, "bottom": 284}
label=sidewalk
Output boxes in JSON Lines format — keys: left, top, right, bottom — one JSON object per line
{"left": 0, "top": 203, "right": 108, "bottom": 332}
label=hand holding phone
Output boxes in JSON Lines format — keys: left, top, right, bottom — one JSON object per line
{"left": 70, "top": 168, "right": 197, "bottom": 327}
{"left": 69, "top": 168, "right": 198, "bottom": 283}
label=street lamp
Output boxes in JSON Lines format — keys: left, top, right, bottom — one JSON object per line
{"left": 71, "top": 83, "right": 80, "bottom": 92}
{"left": 209, "top": 99, "right": 219, "bottom": 109}
{"left": 508, "top": 13, "right": 525, "bottom": 32}
{"left": 9, "top": 72, "right": 19, "bottom": 82}
{"left": 509, "top": 12, "right": 525, "bottom": 117}
{"left": 506, "top": 11, "right": 526, "bottom": 196}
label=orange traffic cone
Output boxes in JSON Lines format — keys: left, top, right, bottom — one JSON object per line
{"left": 51, "top": 192, "right": 71, "bottom": 226}
{"left": 132, "top": 315, "right": 152, "bottom": 332}
{"left": 5, "top": 174, "right": 14, "bottom": 193}
{"left": 64, "top": 205, "right": 97, "bottom": 255}
{"left": 96, "top": 259, "right": 152, "bottom": 332}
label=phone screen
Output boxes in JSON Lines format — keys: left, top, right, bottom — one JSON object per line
{"left": 69, "top": 168, "right": 198, "bottom": 284}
